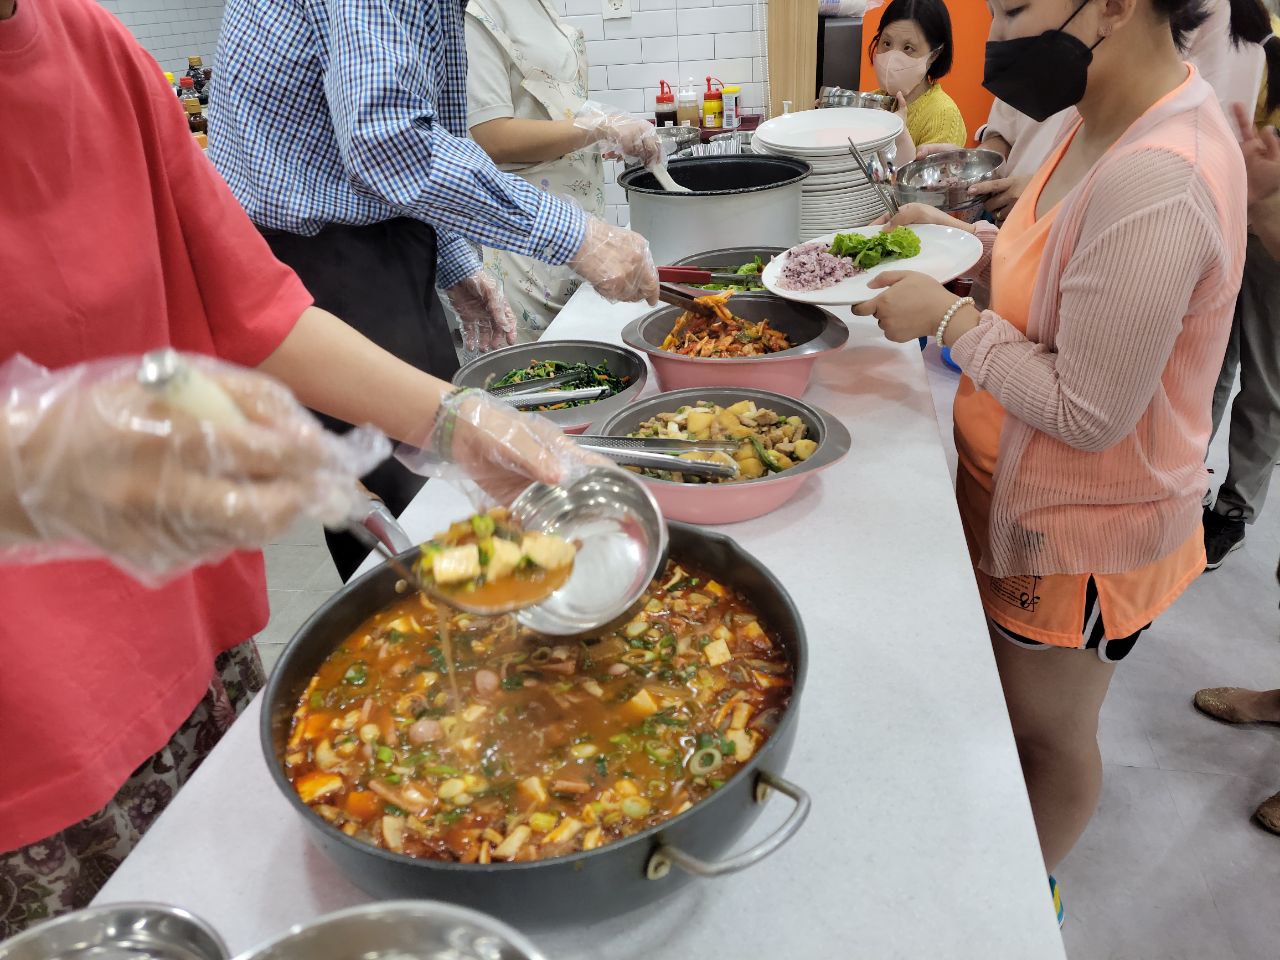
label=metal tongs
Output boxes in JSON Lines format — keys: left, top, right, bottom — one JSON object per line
{"left": 658, "top": 266, "right": 751, "bottom": 287}
{"left": 657, "top": 282, "right": 720, "bottom": 316}
{"left": 503, "top": 387, "right": 610, "bottom": 409}
{"left": 485, "top": 371, "right": 584, "bottom": 397}
{"left": 575, "top": 434, "right": 739, "bottom": 479}
{"left": 848, "top": 137, "right": 899, "bottom": 218}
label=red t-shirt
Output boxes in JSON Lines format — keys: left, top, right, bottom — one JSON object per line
{"left": 0, "top": 0, "right": 313, "bottom": 850}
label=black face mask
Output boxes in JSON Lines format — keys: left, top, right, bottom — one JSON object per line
{"left": 983, "top": 1, "right": 1104, "bottom": 122}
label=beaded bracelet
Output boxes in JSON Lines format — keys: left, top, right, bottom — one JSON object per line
{"left": 936, "top": 296, "right": 976, "bottom": 349}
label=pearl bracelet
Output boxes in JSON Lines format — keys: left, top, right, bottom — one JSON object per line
{"left": 936, "top": 296, "right": 975, "bottom": 349}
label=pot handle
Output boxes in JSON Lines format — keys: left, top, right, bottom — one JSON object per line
{"left": 645, "top": 770, "right": 810, "bottom": 880}
{"left": 345, "top": 498, "right": 415, "bottom": 558}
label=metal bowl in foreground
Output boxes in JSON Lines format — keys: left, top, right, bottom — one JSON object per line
{"left": 236, "top": 901, "right": 546, "bottom": 960}
{"left": 451, "top": 341, "right": 647, "bottom": 435}
{"left": 894, "top": 148, "right": 1003, "bottom": 216}
{"left": 621, "top": 293, "right": 849, "bottom": 398}
{"left": 593, "top": 387, "right": 851, "bottom": 524}
{"left": 0, "top": 903, "right": 228, "bottom": 960}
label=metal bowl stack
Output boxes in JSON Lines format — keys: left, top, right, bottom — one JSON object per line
{"left": 894, "top": 148, "right": 1004, "bottom": 223}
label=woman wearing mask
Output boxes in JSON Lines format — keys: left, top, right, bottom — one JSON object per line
{"left": 868, "top": 0, "right": 968, "bottom": 165}
{"left": 464, "top": 0, "right": 662, "bottom": 345}
{"left": 854, "top": 0, "right": 1246, "bottom": 917}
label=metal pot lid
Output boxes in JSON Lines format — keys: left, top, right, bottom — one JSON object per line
{"left": 0, "top": 904, "right": 229, "bottom": 960}
{"left": 619, "top": 155, "right": 811, "bottom": 196}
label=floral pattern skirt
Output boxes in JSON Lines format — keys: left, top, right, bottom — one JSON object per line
{"left": 0, "top": 640, "right": 265, "bottom": 939}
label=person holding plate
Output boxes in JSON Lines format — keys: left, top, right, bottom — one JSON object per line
{"left": 853, "top": 0, "right": 1246, "bottom": 914}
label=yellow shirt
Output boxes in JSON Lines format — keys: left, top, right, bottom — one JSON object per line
{"left": 876, "top": 82, "right": 968, "bottom": 146}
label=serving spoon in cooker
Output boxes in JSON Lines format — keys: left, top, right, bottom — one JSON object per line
{"left": 648, "top": 159, "right": 692, "bottom": 194}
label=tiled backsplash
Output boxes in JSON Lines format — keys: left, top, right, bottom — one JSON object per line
{"left": 100, "top": 0, "right": 770, "bottom": 227}
{"left": 98, "top": 0, "right": 225, "bottom": 77}
{"left": 555, "top": 0, "right": 770, "bottom": 226}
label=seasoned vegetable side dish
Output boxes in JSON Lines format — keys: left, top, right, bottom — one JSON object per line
{"left": 661, "top": 291, "right": 793, "bottom": 359}
{"left": 692, "top": 257, "right": 768, "bottom": 292}
{"left": 284, "top": 561, "right": 794, "bottom": 863}
{"left": 629, "top": 399, "right": 818, "bottom": 483}
{"left": 490, "top": 359, "right": 632, "bottom": 410}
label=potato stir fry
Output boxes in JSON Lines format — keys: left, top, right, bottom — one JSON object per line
{"left": 629, "top": 400, "right": 818, "bottom": 483}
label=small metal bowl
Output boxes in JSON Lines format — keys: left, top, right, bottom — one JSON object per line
{"left": 654, "top": 124, "right": 702, "bottom": 158}
{"left": 452, "top": 340, "right": 647, "bottom": 434}
{"left": 818, "top": 88, "right": 897, "bottom": 112}
{"left": 0, "top": 903, "right": 229, "bottom": 960}
{"left": 894, "top": 148, "right": 1003, "bottom": 214}
{"left": 237, "top": 900, "right": 546, "bottom": 960}
{"left": 621, "top": 292, "right": 849, "bottom": 398}
{"left": 592, "top": 387, "right": 851, "bottom": 524}
{"left": 506, "top": 466, "right": 668, "bottom": 636}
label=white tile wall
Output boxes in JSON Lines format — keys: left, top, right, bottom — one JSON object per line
{"left": 98, "top": 0, "right": 225, "bottom": 77}
{"left": 570, "top": 0, "right": 769, "bottom": 225}
{"left": 103, "top": 0, "right": 772, "bottom": 228}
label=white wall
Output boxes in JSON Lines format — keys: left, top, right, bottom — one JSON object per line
{"left": 555, "top": 0, "right": 771, "bottom": 225}
{"left": 98, "top": 0, "right": 225, "bottom": 77}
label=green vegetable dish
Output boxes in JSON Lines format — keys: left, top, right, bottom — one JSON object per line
{"left": 829, "top": 226, "right": 921, "bottom": 269}
{"left": 491, "top": 359, "right": 632, "bottom": 411}
{"left": 693, "top": 256, "right": 768, "bottom": 292}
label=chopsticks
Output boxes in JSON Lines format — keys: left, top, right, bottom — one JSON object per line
{"left": 657, "top": 266, "right": 752, "bottom": 287}
{"left": 847, "top": 137, "right": 899, "bottom": 218}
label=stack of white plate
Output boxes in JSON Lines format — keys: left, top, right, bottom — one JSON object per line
{"left": 752, "top": 108, "right": 903, "bottom": 241}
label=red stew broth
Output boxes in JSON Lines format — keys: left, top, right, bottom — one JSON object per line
{"left": 284, "top": 561, "right": 793, "bottom": 864}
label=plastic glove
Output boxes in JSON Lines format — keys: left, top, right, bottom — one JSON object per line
{"left": 0, "top": 352, "right": 389, "bottom": 582}
{"left": 573, "top": 101, "right": 663, "bottom": 168}
{"left": 396, "top": 389, "right": 611, "bottom": 509}
{"left": 444, "top": 271, "right": 517, "bottom": 354}
{"left": 567, "top": 217, "right": 659, "bottom": 305}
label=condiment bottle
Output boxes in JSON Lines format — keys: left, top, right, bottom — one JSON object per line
{"left": 702, "top": 76, "right": 724, "bottom": 129}
{"left": 178, "top": 76, "right": 197, "bottom": 102}
{"left": 185, "top": 55, "right": 205, "bottom": 92}
{"left": 200, "top": 67, "right": 213, "bottom": 105}
{"left": 721, "top": 84, "right": 740, "bottom": 129}
{"left": 184, "top": 97, "right": 207, "bottom": 135}
{"left": 654, "top": 80, "right": 677, "bottom": 127}
{"left": 676, "top": 78, "right": 699, "bottom": 127}
{"left": 164, "top": 71, "right": 179, "bottom": 97}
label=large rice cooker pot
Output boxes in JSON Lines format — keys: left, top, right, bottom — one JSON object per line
{"left": 620, "top": 156, "right": 810, "bottom": 266}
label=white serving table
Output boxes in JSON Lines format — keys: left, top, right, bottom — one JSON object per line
{"left": 95, "top": 288, "right": 1066, "bottom": 959}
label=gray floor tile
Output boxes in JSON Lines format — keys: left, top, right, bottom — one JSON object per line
{"left": 303, "top": 555, "right": 344, "bottom": 591}
{"left": 273, "top": 515, "right": 326, "bottom": 547}
{"left": 263, "top": 543, "right": 329, "bottom": 591}
{"left": 1057, "top": 766, "right": 1238, "bottom": 960}
{"left": 257, "top": 641, "right": 285, "bottom": 675}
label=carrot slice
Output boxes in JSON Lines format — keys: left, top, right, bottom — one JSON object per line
{"left": 343, "top": 790, "right": 382, "bottom": 821}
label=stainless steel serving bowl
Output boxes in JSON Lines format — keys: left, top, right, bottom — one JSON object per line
{"left": 894, "top": 148, "right": 1003, "bottom": 220}
{"left": 670, "top": 245, "right": 785, "bottom": 291}
{"left": 451, "top": 340, "right": 647, "bottom": 434}
{"left": 654, "top": 124, "right": 702, "bottom": 158}
{"left": 0, "top": 904, "right": 229, "bottom": 960}
{"left": 235, "top": 902, "right": 547, "bottom": 960}
{"left": 818, "top": 87, "right": 897, "bottom": 111}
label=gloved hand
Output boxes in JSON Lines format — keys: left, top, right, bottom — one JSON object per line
{"left": 573, "top": 101, "right": 663, "bottom": 168}
{"left": 567, "top": 217, "right": 659, "bottom": 305}
{"left": 397, "top": 389, "right": 611, "bottom": 508}
{"left": 0, "top": 352, "right": 389, "bottom": 582}
{"left": 444, "top": 271, "right": 517, "bottom": 354}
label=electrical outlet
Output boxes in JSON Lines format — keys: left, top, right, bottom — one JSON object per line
{"left": 602, "top": 0, "right": 631, "bottom": 21}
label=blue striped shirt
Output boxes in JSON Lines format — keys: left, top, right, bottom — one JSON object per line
{"left": 207, "top": 0, "right": 587, "bottom": 290}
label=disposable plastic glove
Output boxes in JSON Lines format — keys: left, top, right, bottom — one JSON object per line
{"left": 444, "top": 271, "right": 518, "bottom": 354}
{"left": 567, "top": 217, "right": 659, "bottom": 305}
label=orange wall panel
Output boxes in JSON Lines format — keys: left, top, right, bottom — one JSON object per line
{"left": 858, "top": 2, "right": 994, "bottom": 145}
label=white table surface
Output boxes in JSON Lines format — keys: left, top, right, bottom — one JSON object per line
{"left": 95, "top": 288, "right": 1066, "bottom": 959}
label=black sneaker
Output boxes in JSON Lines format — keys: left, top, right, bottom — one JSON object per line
{"left": 1203, "top": 507, "right": 1245, "bottom": 570}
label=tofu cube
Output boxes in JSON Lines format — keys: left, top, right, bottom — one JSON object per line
{"left": 703, "top": 638, "right": 732, "bottom": 667}
{"left": 485, "top": 537, "right": 522, "bottom": 580}
{"left": 432, "top": 545, "right": 480, "bottom": 585}
{"left": 620, "top": 688, "right": 661, "bottom": 721}
{"left": 521, "top": 533, "right": 576, "bottom": 570}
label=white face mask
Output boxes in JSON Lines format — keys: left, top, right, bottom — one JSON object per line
{"left": 873, "top": 48, "right": 932, "bottom": 96}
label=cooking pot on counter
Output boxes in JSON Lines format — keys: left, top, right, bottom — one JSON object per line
{"left": 261, "top": 520, "right": 810, "bottom": 928}
{"left": 620, "top": 156, "right": 810, "bottom": 266}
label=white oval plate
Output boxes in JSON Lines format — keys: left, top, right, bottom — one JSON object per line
{"left": 761, "top": 224, "right": 984, "bottom": 306}
{"left": 753, "top": 109, "right": 903, "bottom": 153}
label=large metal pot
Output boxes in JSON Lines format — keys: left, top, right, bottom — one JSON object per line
{"left": 620, "top": 156, "right": 810, "bottom": 265}
{"left": 261, "top": 522, "right": 810, "bottom": 928}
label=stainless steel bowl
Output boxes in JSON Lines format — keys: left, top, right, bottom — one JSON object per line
{"left": 451, "top": 340, "right": 647, "bottom": 434}
{"left": 654, "top": 124, "right": 702, "bottom": 158}
{"left": 235, "top": 901, "right": 546, "bottom": 960}
{"left": 818, "top": 87, "right": 897, "bottom": 111}
{"left": 0, "top": 904, "right": 229, "bottom": 960}
{"left": 505, "top": 466, "right": 668, "bottom": 636}
{"left": 894, "top": 148, "right": 1003, "bottom": 215}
